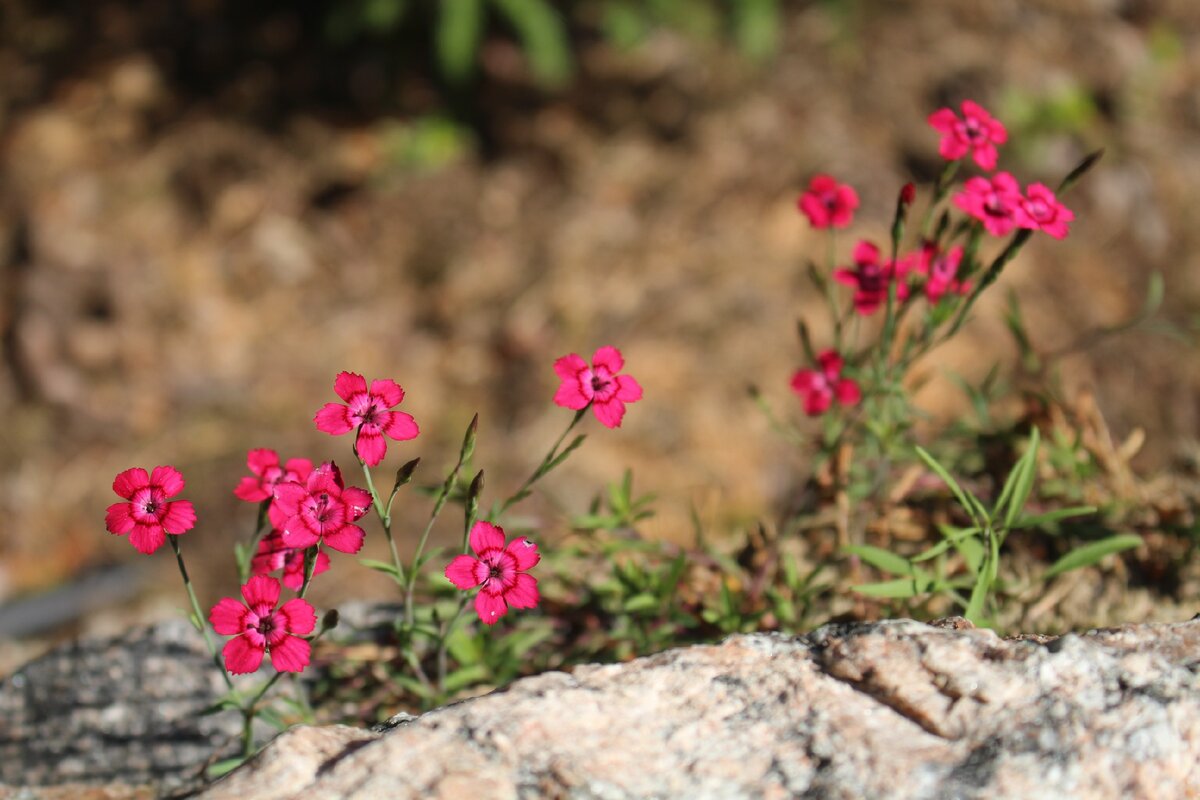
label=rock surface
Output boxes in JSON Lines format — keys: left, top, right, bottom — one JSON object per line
{"left": 196, "top": 618, "right": 1200, "bottom": 800}
{"left": 0, "top": 620, "right": 239, "bottom": 797}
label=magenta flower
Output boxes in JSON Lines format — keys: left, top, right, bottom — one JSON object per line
{"left": 104, "top": 466, "right": 197, "bottom": 555}
{"left": 954, "top": 172, "right": 1022, "bottom": 237}
{"left": 928, "top": 100, "right": 1007, "bottom": 171}
{"left": 271, "top": 462, "right": 372, "bottom": 554}
{"left": 209, "top": 575, "right": 316, "bottom": 675}
{"left": 553, "top": 346, "right": 643, "bottom": 429}
{"left": 798, "top": 175, "right": 860, "bottom": 229}
{"left": 790, "top": 350, "right": 861, "bottom": 417}
{"left": 314, "top": 372, "right": 419, "bottom": 467}
{"left": 234, "top": 448, "right": 313, "bottom": 505}
{"left": 445, "top": 521, "right": 540, "bottom": 625}
{"left": 252, "top": 529, "right": 332, "bottom": 590}
{"left": 833, "top": 240, "right": 909, "bottom": 315}
{"left": 1014, "top": 182, "right": 1074, "bottom": 240}
{"left": 907, "top": 243, "right": 970, "bottom": 304}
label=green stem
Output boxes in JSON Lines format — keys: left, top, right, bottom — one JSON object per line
{"left": 360, "top": 461, "right": 407, "bottom": 588}
{"left": 436, "top": 597, "right": 471, "bottom": 693}
{"left": 495, "top": 408, "right": 587, "bottom": 519}
{"left": 237, "top": 500, "right": 272, "bottom": 584}
{"left": 169, "top": 535, "right": 234, "bottom": 692}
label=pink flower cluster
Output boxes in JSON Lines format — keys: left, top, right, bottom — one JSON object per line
{"left": 791, "top": 351, "right": 861, "bottom": 417}
{"left": 955, "top": 173, "right": 1074, "bottom": 239}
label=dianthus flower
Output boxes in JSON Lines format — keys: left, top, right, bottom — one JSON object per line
{"left": 445, "top": 521, "right": 540, "bottom": 625}
{"left": 790, "top": 350, "right": 861, "bottom": 417}
{"left": 798, "top": 174, "right": 859, "bottom": 229}
{"left": 314, "top": 372, "right": 419, "bottom": 467}
{"left": 553, "top": 346, "right": 643, "bottom": 429}
{"left": 906, "top": 243, "right": 970, "bottom": 304}
{"left": 928, "top": 100, "right": 1007, "bottom": 171}
{"left": 104, "top": 466, "right": 197, "bottom": 555}
{"left": 252, "top": 529, "right": 331, "bottom": 590}
{"left": 209, "top": 575, "right": 316, "bottom": 675}
{"left": 271, "top": 462, "right": 372, "bottom": 554}
{"left": 234, "top": 448, "right": 313, "bottom": 507}
{"left": 833, "top": 240, "right": 909, "bottom": 315}
{"left": 1014, "top": 182, "right": 1074, "bottom": 240}
{"left": 954, "top": 172, "right": 1022, "bottom": 237}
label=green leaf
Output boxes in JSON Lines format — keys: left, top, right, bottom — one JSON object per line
{"left": 843, "top": 544, "right": 914, "bottom": 577}
{"left": 359, "top": 558, "right": 403, "bottom": 578}
{"left": 915, "top": 446, "right": 982, "bottom": 526}
{"left": 442, "top": 663, "right": 491, "bottom": 694}
{"left": 622, "top": 593, "right": 660, "bottom": 613}
{"left": 437, "top": 0, "right": 486, "bottom": 84}
{"left": 546, "top": 434, "right": 587, "bottom": 472}
{"left": 1010, "top": 506, "right": 1096, "bottom": 530}
{"left": 852, "top": 575, "right": 934, "bottom": 599}
{"left": 911, "top": 527, "right": 980, "bottom": 563}
{"left": 492, "top": 0, "right": 574, "bottom": 87}
{"left": 998, "top": 428, "right": 1040, "bottom": 529}
{"left": 954, "top": 535, "right": 985, "bottom": 575}
{"left": 392, "top": 673, "right": 437, "bottom": 700}
{"left": 1057, "top": 148, "right": 1104, "bottom": 195}
{"left": 964, "top": 570, "right": 990, "bottom": 623}
{"left": 446, "top": 628, "right": 484, "bottom": 665}
{"left": 730, "top": 0, "right": 779, "bottom": 61}
{"left": 206, "top": 756, "right": 249, "bottom": 779}
{"left": 1042, "top": 533, "right": 1142, "bottom": 580}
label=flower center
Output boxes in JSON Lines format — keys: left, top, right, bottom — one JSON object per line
{"left": 591, "top": 376, "right": 610, "bottom": 392}
{"left": 254, "top": 613, "right": 277, "bottom": 637}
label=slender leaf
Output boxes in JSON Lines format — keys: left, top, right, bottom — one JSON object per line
{"left": 623, "top": 593, "right": 660, "bottom": 613}
{"left": 442, "top": 663, "right": 491, "bottom": 694}
{"left": 999, "top": 428, "right": 1040, "bottom": 529}
{"left": 1042, "top": 533, "right": 1142, "bottom": 580}
{"left": 843, "top": 544, "right": 914, "bottom": 577}
{"left": 730, "top": 0, "right": 779, "bottom": 61}
{"left": 915, "top": 446, "right": 982, "bottom": 526}
{"left": 359, "top": 558, "right": 403, "bottom": 578}
{"left": 964, "top": 570, "right": 990, "bottom": 623}
{"left": 493, "top": 0, "right": 574, "bottom": 87}
{"left": 852, "top": 576, "right": 934, "bottom": 599}
{"left": 437, "top": 0, "right": 485, "bottom": 84}
{"left": 1010, "top": 506, "right": 1096, "bottom": 530}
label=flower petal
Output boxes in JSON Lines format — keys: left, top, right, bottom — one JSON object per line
{"left": 469, "top": 521, "right": 507, "bottom": 555}
{"left": 591, "top": 346, "right": 624, "bottom": 374}
{"left": 333, "top": 371, "right": 367, "bottom": 402}
{"left": 241, "top": 575, "right": 281, "bottom": 609}
{"left": 234, "top": 476, "right": 269, "bottom": 502}
{"left": 553, "top": 353, "right": 587, "bottom": 381}
{"left": 927, "top": 107, "right": 958, "bottom": 133}
{"left": 369, "top": 379, "right": 404, "bottom": 409}
{"left": 128, "top": 523, "right": 166, "bottom": 554}
{"left": 445, "top": 554, "right": 483, "bottom": 589}
{"left": 835, "top": 379, "right": 862, "bottom": 407}
{"left": 322, "top": 524, "right": 365, "bottom": 554}
{"left": 505, "top": 573, "right": 540, "bottom": 609}
{"left": 474, "top": 590, "right": 509, "bottom": 625}
{"left": 314, "top": 403, "right": 354, "bottom": 435}
{"left": 554, "top": 379, "right": 590, "bottom": 410}
{"left": 615, "top": 374, "right": 643, "bottom": 403}
{"left": 592, "top": 398, "right": 626, "bottom": 429}
{"left": 245, "top": 448, "right": 279, "bottom": 476}
{"left": 506, "top": 537, "right": 540, "bottom": 571}
{"left": 223, "top": 636, "right": 264, "bottom": 675}
{"left": 112, "top": 468, "right": 149, "bottom": 499}
{"left": 382, "top": 410, "right": 419, "bottom": 441}
{"left": 105, "top": 502, "right": 135, "bottom": 534}
{"left": 209, "top": 597, "right": 249, "bottom": 635}
{"left": 355, "top": 429, "right": 386, "bottom": 467}
{"left": 149, "top": 466, "right": 186, "bottom": 497}
{"left": 279, "top": 598, "right": 317, "bottom": 635}
{"left": 160, "top": 500, "right": 197, "bottom": 534}
{"left": 269, "top": 635, "right": 311, "bottom": 673}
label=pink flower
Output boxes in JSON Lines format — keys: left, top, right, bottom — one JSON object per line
{"left": 314, "top": 372, "right": 419, "bottom": 467}
{"left": 252, "top": 530, "right": 332, "bottom": 590}
{"left": 928, "top": 100, "right": 1008, "bottom": 171}
{"left": 271, "top": 462, "right": 372, "bottom": 554}
{"left": 445, "top": 521, "right": 540, "bottom": 625}
{"left": 954, "top": 172, "right": 1022, "bottom": 237}
{"left": 1014, "top": 182, "right": 1074, "bottom": 240}
{"left": 790, "top": 350, "right": 862, "bottom": 417}
{"left": 798, "top": 175, "right": 860, "bottom": 229}
{"left": 833, "top": 240, "right": 909, "bottom": 315}
{"left": 104, "top": 466, "right": 197, "bottom": 555}
{"left": 234, "top": 449, "right": 313, "bottom": 505}
{"left": 553, "top": 346, "right": 643, "bottom": 429}
{"left": 907, "top": 243, "right": 970, "bottom": 304}
{"left": 209, "top": 575, "right": 316, "bottom": 675}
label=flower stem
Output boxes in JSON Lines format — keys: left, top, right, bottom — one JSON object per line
{"left": 360, "top": 461, "right": 407, "bottom": 588}
{"left": 169, "top": 534, "right": 234, "bottom": 692}
{"left": 495, "top": 408, "right": 587, "bottom": 519}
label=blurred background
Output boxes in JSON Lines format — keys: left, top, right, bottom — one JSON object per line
{"left": 3, "top": 0, "right": 1200, "bottom": 667}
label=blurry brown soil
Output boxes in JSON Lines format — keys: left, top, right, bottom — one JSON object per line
{"left": 3, "top": 0, "right": 1200, "bottom": 665}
